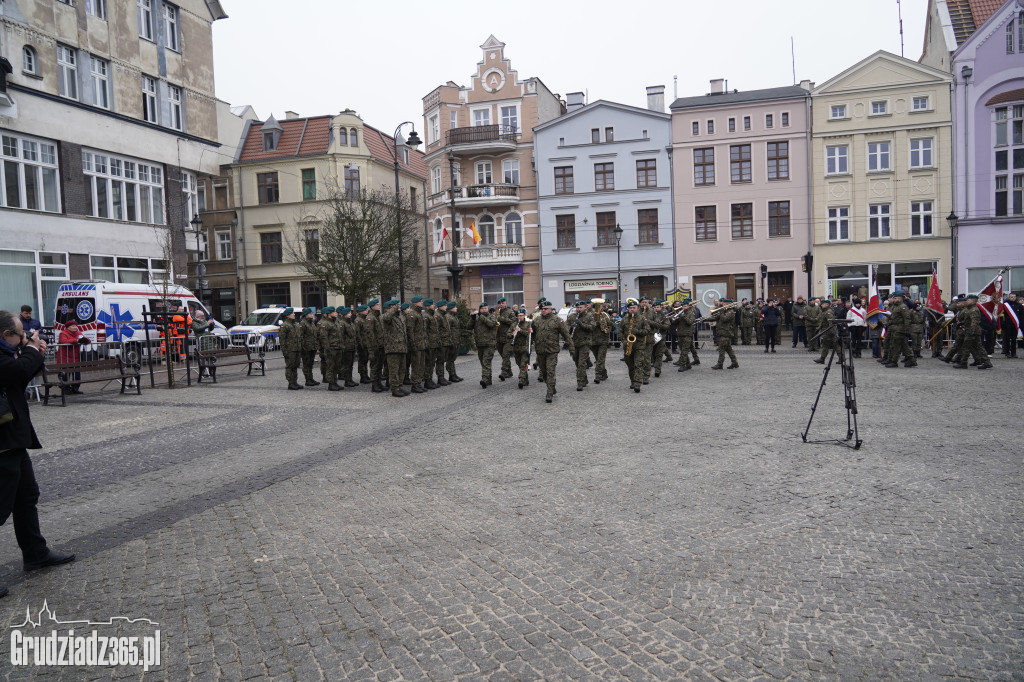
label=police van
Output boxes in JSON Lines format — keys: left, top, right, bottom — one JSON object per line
{"left": 227, "top": 305, "right": 296, "bottom": 350}
{"left": 52, "top": 281, "right": 228, "bottom": 363}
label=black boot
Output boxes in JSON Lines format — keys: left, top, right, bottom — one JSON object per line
{"left": 304, "top": 379, "right": 320, "bottom": 387}
{"left": 371, "top": 381, "right": 385, "bottom": 393}
{"left": 392, "top": 389, "right": 406, "bottom": 397}
{"left": 288, "top": 382, "right": 304, "bottom": 390}
{"left": 327, "top": 383, "right": 343, "bottom": 391}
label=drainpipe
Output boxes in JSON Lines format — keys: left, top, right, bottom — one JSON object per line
{"left": 666, "top": 144, "right": 677, "bottom": 295}
{"left": 805, "top": 93, "right": 814, "bottom": 298}
{"left": 236, "top": 166, "right": 250, "bottom": 313}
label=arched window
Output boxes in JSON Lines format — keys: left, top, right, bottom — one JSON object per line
{"left": 23, "top": 45, "right": 38, "bottom": 75}
{"left": 504, "top": 212, "right": 522, "bottom": 245}
{"left": 349, "top": 128, "right": 358, "bottom": 146}
{"left": 478, "top": 214, "right": 495, "bottom": 245}
{"left": 338, "top": 127, "right": 347, "bottom": 145}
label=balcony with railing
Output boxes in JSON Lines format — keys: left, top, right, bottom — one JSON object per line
{"left": 446, "top": 183, "right": 520, "bottom": 208}
{"left": 446, "top": 124, "right": 518, "bottom": 154}
{"left": 431, "top": 244, "right": 523, "bottom": 268}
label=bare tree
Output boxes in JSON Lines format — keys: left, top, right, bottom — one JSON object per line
{"left": 289, "top": 182, "right": 422, "bottom": 304}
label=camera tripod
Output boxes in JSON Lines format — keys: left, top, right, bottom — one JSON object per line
{"left": 802, "top": 321, "right": 862, "bottom": 449}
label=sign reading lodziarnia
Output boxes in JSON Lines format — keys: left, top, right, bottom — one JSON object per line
{"left": 564, "top": 279, "right": 617, "bottom": 291}
{"left": 9, "top": 600, "right": 161, "bottom": 671}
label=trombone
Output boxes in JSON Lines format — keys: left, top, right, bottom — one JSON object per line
{"left": 708, "top": 300, "right": 742, "bottom": 316}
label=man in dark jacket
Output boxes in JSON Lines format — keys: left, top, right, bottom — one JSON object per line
{"left": 0, "top": 310, "right": 75, "bottom": 597}
{"left": 791, "top": 297, "right": 808, "bottom": 348}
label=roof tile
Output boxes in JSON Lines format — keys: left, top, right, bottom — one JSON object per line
{"left": 238, "top": 116, "right": 332, "bottom": 162}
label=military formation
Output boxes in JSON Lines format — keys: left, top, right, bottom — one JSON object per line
{"left": 271, "top": 287, "right": 1015, "bottom": 400}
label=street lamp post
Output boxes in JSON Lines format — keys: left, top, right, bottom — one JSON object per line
{"left": 447, "top": 151, "right": 464, "bottom": 301}
{"left": 190, "top": 213, "right": 205, "bottom": 301}
{"left": 946, "top": 211, "right": 958, "bottom": 294}
{"left": 378, "top": 123, "right": 421, "bottom": 303}
{"left": 614, "top": 223, "right": 624, "bottom": 312}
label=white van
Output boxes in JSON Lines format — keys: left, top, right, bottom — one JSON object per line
{"left": 52, "top": 281, "right": 228, "bottom": 360}
{"left": 227, "top": 305, "right": 295, "bottom": 350}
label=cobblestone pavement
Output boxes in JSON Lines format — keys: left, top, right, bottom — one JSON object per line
{"left": 1, "top": 339, "right": 1022, "bottom": 680}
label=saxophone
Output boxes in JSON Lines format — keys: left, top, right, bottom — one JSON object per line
{"left": 624, "top": 313, "right": 637, "bottom": 356}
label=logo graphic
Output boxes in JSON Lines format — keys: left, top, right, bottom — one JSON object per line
{"left": 75, "top": 300, "right": 94, "bottom": 321}
{"left": 9, "top": 600, "right": 161, "bottom": 671}
{"left": 96, "top": 304, "right": 136, "bottom": 342}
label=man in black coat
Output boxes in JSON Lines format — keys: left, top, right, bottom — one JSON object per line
{"left": 0, "top": 310, "right": 75, "bottom": 598}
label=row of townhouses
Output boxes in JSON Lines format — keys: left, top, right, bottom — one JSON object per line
{"left": 1, "top": 0, "right": 1021, "bottom": 325}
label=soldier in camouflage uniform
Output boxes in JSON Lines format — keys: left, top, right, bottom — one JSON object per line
{"left": 278, "top": 308, "right": 302, "bottom": 390}
{"left": 650, "top": 300, "right": 671, "bottom": 377}
{"left": 754, "top": 300, "right": 765, "bottom": 346}
{"left": 495, "top": 297, "right": 517, "bottom": 379}
{"left": 299, "top": 307, "right": 320, "bottom": 387}
{"left": 474, "top": 302, "right": 497, "bottom": 388}
{"left": 381, "top": 299, "right": 409, "bottom": 396}
{"left": 708, "top": 299, "right": 739, "bottom": 369}
{"left": 569, "top": 300, "right": 595, "bottom": 390}
{"left": 405, "top": 297, "right": 428, "bottom": 394}
{"left": 740, "top": 301, "right": 754, "bottom": 345}
{"left": 339, "top": 307, "right": 359, "bottom": 387}
{"left": 354, "top": 305, "right": 371, "bottom": 384}
{"left": 445, "top": 301, "right": 463, "bottom": 382}
{"left": 675, "top": 299, "right": 697, "bottom": 372}
{"left": 956, "top": 294, "right": 993, "bottom": 369}
{"left": 619, "top": 299, "right": 651, "bottom": 392}
{"left": 511, "top": 308, "right": 532, "bottom": 388}
{"left": 359, "top": 302, "right": 383, "bottom": 393}
{"left": 532, "top": 300, "right": 574, "bottom": 403}
{"left": 805, "top": 297, "right": 821, "bottom": 352}
{"left": 590, "top": 298, "right": 612, "bottom": 382}
{"left": 322, "top": 307, "right": 344, "bottom": 391}
{"left": 421, "top": 298, "right": 439, "bottom": 390}
{"left": 433, "top": 300, "right": 451, "bottom": 386}
{"left": 316, "top": 306, "right": 331, "bottom": 384}
{"left": 942, "top": 296, "right": 968, "bottom": 364}
{"left": 883, "top": 292, "right": 916, "bottom": 368}
{"left": 639, "top": 297, "right": 656, "bottom": 384}
{"left": 813, "top": 299, "right": 837, "bottom": 364}
{"left": 909, "top": 301, "right": 926, "bottom": 358}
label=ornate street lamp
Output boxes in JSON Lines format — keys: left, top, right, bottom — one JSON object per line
{"left": 614, "top": 222, "right": 624, "bottom": 312}
{"left": 378, "top": 123, "right": 422, "bottom": 303}
{"left": 190, "top": 213, "right": 205, "bottom": 298}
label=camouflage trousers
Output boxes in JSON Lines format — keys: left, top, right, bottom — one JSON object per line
{"left": 386, "top": 352, "right": 405, "bottom": 391}
{"left": 357, "top": 346, "right": 369, "bottom": 380}
{"left": 372, "top": 346, "right": 385, "bottom": 382}
{"left": 592, "top": 342, "right": 608, "bottom": 380}
{"left": 319, "top": 351, "right": 330, "bottom": 381}
{"left": 536, "top": 352, "right": 559, "bottom": 394}
{"left": 340, "top": 350, "right": 355, "bottom": 382}
{"left": 741, "top": 326, "right": 753, "bottom": 345}
{"left": 754, "top": 323, "right": 764, "bottom": 345}
{"left": 641, "top": 342, "right": 654, "bottom": 380}
{"left": 514, "top": 349, "right": 531, "bottom": 382}
{"left": 819, "top": 331, "right": 838, "bottom": 362}
{"left": 716, "top": 337, "right": 738, "bottom": 367}
{"left": 284, "top": 351, "right": 301, "bottom": 385}
{"left": 575, "top": 343, "right": 591, "bottom": 386}
{"left": 623, "top": 350, "right": 643, "bottom": 387}
{"left": 496, "top": 339, "right": 513, "bottom": 375}
{"left": 300, "top": 350, "right": 317, "bottom": 382}
{"left": 477, "top": 345, "right": 495, "bottom": 383}
{"left": 652, "top": 340, "right": 667, "bottom": 371}
{"left": 435, "top": 345, "right": 450, "bottom": 382}
{"left": 947, "top": 329, "right": 966, "bottom": 362}
{"left": 445, "top": 345, "right": 458, "bottom": 380}
{"left": 677, "top": 334, "right": 692, "bottom": 370}
{"left": 409, "top": 349, "right": 425, "bottom": 387}
{"left": 886, "top": 332, "right": 912, "bottom": 363}
{"left": 960, "top": 334, "right": 989, "bottom": 365}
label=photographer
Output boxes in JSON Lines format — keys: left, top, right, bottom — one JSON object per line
{"left": 0, "top": 310, "right": 75, "bottom": 598}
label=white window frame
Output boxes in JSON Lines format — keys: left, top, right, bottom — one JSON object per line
{"left": 912, "top": 96, "right": 930, "bottom": 112}
{"left": 0, "top": 132, "right": 61, "bottom": 213}
{"left": 168, "top": 85, "right": 183, "bottom": 132}
{"left": 90, "top": 56, "right": 110, "bottom": 109}
{"left": 162, "top": 3, "right": 180, "bottom": 51}
{"left": 430, "top": 166, "right": 441, "bottom": 195}
{"left": 57, "top": 45, "right": 78, "bottom": 100}
{"left": 504, "top": 212, "right": 522, "bottom": 245}
{"left": 215, "top": 229, "right": 232, "bottom": 260}
{"left": 142, "top": 75, "right": 158, "bottom": 124}
{"left": 870, "top": 100, "right": 889, "bottom": 116}
{"left": 827, "top": 206, "right": 850, "bottom": 242}
{"left": 868, "top": 203, "right": 891, "bottom": 239}
{"left": 829, "top": 104, "right": 848, "bottom": 120}
{"left": 428, "top": 114, "right": 439, "bottom": 145}
{"left": 867, "top": 141, "right": 890, "bottom": 172}
{"left": 182, "top": 170, "right": 199, "bottom": 219}
{"left": 471, "top": 107, "right": 491, "bottom": 127}
{"left": 502, "top": 159, "right": 519, "bottom": 185}
{"left": 82, "top": 149, "right": 165, "bottom": 225}
{"left": 909, "top": 138, "right": 933, "bottom": 169}
{"left": 476, "top": 161, "right": 492, "bottom": 184}
{"left": 86, "top": 0, "right": 106, "bottom": 19}
{"left": 500, "top": 104, "right": 520, "bottom": 133}
{"left": 826, "top": 145, "right": 849, "bottom": 175}
{"left": 22, "top": 46, "right": 39, "bottom": 75}
{"left": 137, "top": 0, "right": 154, "bottom": 41}
{"left": 449, "top": 110, "right": 457, "bottom": 130}
{"left": 910, "top": 201, "right": 934, "bottom": 236}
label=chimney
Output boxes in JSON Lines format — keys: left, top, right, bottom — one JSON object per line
{"left": 285, "top": 110, "right": 300, "bottom": 120}
{"left": 566, "top": 91, "right": 585, "bottom": 112}
{"left": 799, "top": 79, "right": 814, "bottom": 91}
{"left": 709, "top": 78, "right": 726, "bottom": 95}
{"left": 646, "top": 85, "right": 665, "bottom": 113}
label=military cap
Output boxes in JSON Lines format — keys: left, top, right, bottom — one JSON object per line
{"left": 575, "top": 300, "right": 587, "bottom": 307}
{"left": 341, "top": 306, "right": 352, "bottom": 315}
{"left": 368, "top": 298, "right": 380, "bottom": 307}
{"left": 497, "top": 297, "right": 506, "bottom": 303}
{"left": 639, "top": 295, "right": 649, "bottom": 302}
{"left": 322, "top": 306, "right": 335, "bottom": 315}
{"left": 719, "top": 298, "right": 732, "bottom": 304}
{"left": 281, "top": 307, "right": 295, "bottom": 316}
{"left": 411, "top": 295, "right": 424, "bottom": 303}
{"left": 423, "top": 298, "right": 434, "bottom": 306}
{"left": 967, "top": 293, "right": 979, "bottom": 300}
{"left": 517, "top": 308, "right": 527, "bottom": 315}
{"left": 626, "top": 298, "right": 639, "bottom": 306}
{"left": 436, "top": 299, "right": 447, "bottom": 307}
{"left": 478, "top": 302, "right": 489, "bottom": 310}
{"left": 682, "top": 297, "right": 692, "bottom": 304}
{"left": 356, "top": 304, "right": 368, "bottom": 312}
{"left": 538, "top": 297, "right": 546, "bottom": 304}
{"left": 401, "top": 302, "right": 411, "bottom": 310}
{"left": 446, "top": 302, "right": 457, "bottom": 310}
{"left": 540, "top": 300, "right": 554, "bottom": 308}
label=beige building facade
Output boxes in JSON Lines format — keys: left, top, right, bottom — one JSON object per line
{"left": 421, "top": 36, "right": 564, "bottom": 308}
{"left": 810, "top": 52, "right": 953, "bottom": 301}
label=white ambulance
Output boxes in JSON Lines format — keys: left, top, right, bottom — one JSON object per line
{"left": 52, "top": 281, "right": 228, "bottom": 361}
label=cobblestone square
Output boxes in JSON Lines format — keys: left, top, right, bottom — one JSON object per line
{"left": 1, "top": 342, "right": 1022, "bottom": 680}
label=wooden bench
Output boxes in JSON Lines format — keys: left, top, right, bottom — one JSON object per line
{"left": 42, "top": 357, "right": 141, "bottom": 406}
{"left": 195, "top": 344, "right": 265, "bottom": 383}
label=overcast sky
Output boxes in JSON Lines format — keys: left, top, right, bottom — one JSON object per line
{"left": 211, "top": 0, "right": 930, "bottom": 128}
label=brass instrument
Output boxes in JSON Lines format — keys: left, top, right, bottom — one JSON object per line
{"left": 708, "top": 301, "right": 742, "bottom": 316}
{"left": 624, "top": 314, "right": 637, "bottom": 356}
{"left": 597, "top": 311, "right": 611, "bottom": 334}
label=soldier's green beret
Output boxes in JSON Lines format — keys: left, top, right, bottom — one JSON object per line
{"left": 575, "top": 300, "right": 587, "bottom": 307}
{"left": 682, "top": 297, "right": 692, "bottom": 304}
{"left": 368, "top": 298, "right": 380, "bottom": 307}
{"left": 281, "top": 307, "right": 295, "bottom": 316}
{"left": 340, "top": 306, "right": 351, "bottom": 315}
{"left": 446, "top": 302, "right": 456, "bottom": 309}
{"left": 323, "top": 306, "right": 335, "bottom": 315}
{"left": 478, "top": 302, "right": 488, "bottom": 310}
{"left": 356, "top": 304, "right": 368, "bottom": 312}
{"left": 401, "top": 302, "right": 411, "bottom": 310}
{"left": 423, "top": 298, "right": 434, "bottom": 306}
{"left": 411, "top": 295, "right": 424, "bottom": 303}
{"left": 538, "top": 297, "right": 546, "bottom": 304}
{"left": 435, "top": 299, "right": 447, "bottom": 307}
{"left": 719, "top": 298, "right": 732, "bottom": 304}
{"left": 496, "top": 297, "right": 506, "bottom": 303}
{"left": 517, "top": 308, "right": 527, "bottom": 315}
{"left": 967, "top": 293, "right": 979, "bottom": 300}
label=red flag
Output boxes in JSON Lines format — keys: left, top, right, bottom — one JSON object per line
{"left": 435, "top": 226, "right": 449, "bottom": 254}
{"left": 925, "top": 270, "right": 944, "bottom": 315}
{"left": 977, "top": 269, "right": 1004, "bottom": 324}
{"left": 866, "top": 271, "right": 882, "bottom": 328}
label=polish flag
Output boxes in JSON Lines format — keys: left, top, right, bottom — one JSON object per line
{"left": 435, "top": 226, "right": 449, "bottom": 254}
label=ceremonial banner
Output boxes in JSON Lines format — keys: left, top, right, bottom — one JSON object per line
{"left": 925, "top": 270, "right": 944, "bottom": 316}
{"left": 976, "top": 269, "right": 1005, "bottom": 324}
{"left": 435, "top": 226, "right": 449, "bottom": 254}
{"left": 866, "top": 269, "right": 883, "bottom": 328}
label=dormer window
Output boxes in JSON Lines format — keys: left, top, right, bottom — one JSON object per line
{"left": 263, "top": 131, "right": 277, "bottom": 151}
{"left": 261, "top": 116, "right": 283, "bottom": 152}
